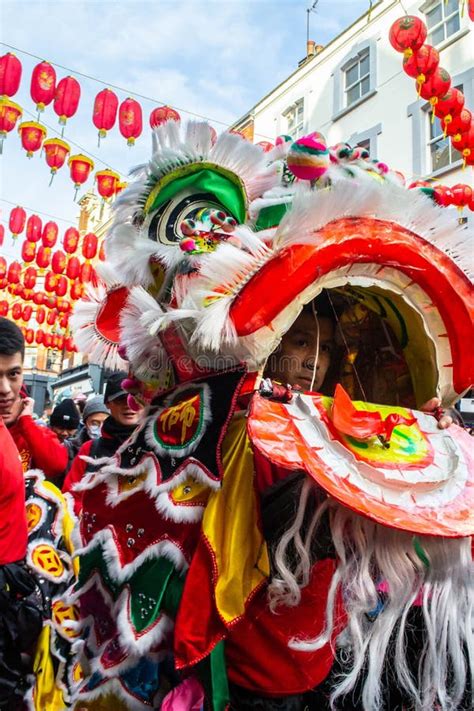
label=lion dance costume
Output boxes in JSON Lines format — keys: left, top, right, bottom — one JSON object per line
{"left": 70, "top": 120, "right": 473, "bottom": 710}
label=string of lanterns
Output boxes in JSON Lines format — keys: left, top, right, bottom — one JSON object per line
{"left": 0, "top": 51, "right": 183, "bottom": 154}
{"left": 0, "top": 207, "right": 106, "bottom": 352}
{"left": 389, "top": 14, "right": 474, "bottom": 168}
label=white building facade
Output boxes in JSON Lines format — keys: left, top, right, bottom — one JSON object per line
{"left": 236, "top": 0, "right": 473, "bottom": 188}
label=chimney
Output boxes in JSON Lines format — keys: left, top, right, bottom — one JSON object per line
{"left": 307, "top": 39, "right": 316, "bottom": 57}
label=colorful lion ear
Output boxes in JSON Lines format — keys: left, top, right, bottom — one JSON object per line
{"left": 70, "top": 265, "right": 130, "bottom": 371}
{"left": 106, "top": 120, "right": 279, "bottom": 295}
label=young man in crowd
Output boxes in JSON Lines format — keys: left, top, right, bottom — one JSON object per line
{"left": 49, "top": 398, "right": 81, "bottom": 443}
{"left": 0, "top": 319, "right": 43, "bottom": 709}
{"left": 63, "top": 373, "right": 144, "bottom": 514}
{"left": 0, "top": 318, "right": 68, "bottom": 479}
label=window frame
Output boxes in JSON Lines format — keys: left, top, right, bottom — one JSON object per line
{"left": 423, "top": 0, "right": 460, "bottom": 46}
{"left": 332, "top": 37, "right": 377, "bottom": 121}
{"left": 283, "top": 98, "right": 305, "bottom": 139}
{"left": 344, "top": 48, "right": 371, "bottom": 108}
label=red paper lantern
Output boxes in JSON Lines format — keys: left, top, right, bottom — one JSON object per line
{"left": 95, "top": 169, "right": 120, "bottom": 200}
{"left": 66, "top": 256, "right": 80, "bottom": 280}
{"left": 26, "top": 214, "right": 42, "bottom": 242}
{"left": 59, "top": 313, "right": 69, "bottom": 328}
{"left": 43, "top": 138, "right": 70, "bottom": 183}
{"left": 389, "top": 16, "right": 427, "bottom": 57}
{"left": 0, "top": 97, "right": 22, "bottom": 153}
{"left": 56, "top": 335, "right": 65, "bottom": 351}
{"left": 22, "top": 305, "right": 32, "bottom": 322}
{"left": 0, "top": 301, "right": 8, "bottom": 317}
{"left": 93, "top": 88, "right": 118, "bottom": 144}
{"left": 64, "top": 336, "right": 75, "bottom": 352}
{"left": 36, "top": 306, "right": 45, "bottom": 325}
{"left": 433, "top": 87, "right": 464, "bottom": 129}
{"left": 419, "top": 67, "right": 451, "bottom": 107}
{"left": 451, "top": 122, "right": 474, "bottom": 166}
{"left": 25, "top": 329, "right": 34, "bottom": 345}
{"left": 47, "top": 308, "right": 58, "bottom": 326}
{"left": 0, "top": 257, "right": 6, "bottom": 278}
{"left": 11, "top": 303, "right": 22, "bottom": 320}
{"left": 68, "top": 154, "right": 94, "bottom": 198}
{"left": 36, "top": 245, "right": 51, "bottom": 270}
{"left": 7, "top": 261, "right": 21, "bottom": 284}
{"left": 30, "top": 61, "right": 56, "bottom": 115}
{"left": 23, "top": 266, "right": 37, "bottom": 289}
{"left": 55, "top": 275, "right": 68, "bottom": 297}
{"left": 44, "top": 271, "right": 57, "bottom": 293}
{"left": 18, "top": 121, "right": 47, "bottom": 158}
{"left": 443, "top": 108, "right": 472, "bottom": 140}
{"left": 450, "top": 184, "right": 472, "bottom": 210}
{"left": 149, "top": 105, "right": 180, "bottom": 129}
{"left": 33, "top": 292, "right": 44, "bottom": 306}
{"left": 63, "top": 226, "right": 80, "bottom": 254}
{"left": 42, "top": 221, "right": 58, "bottom": 248}
{"left": 0, "top": 224, "right": 4, "bottom": 247}
{"left": 54, "top": 76, "right": 81, "bottom": 127}
{"left": 43, "top": 333, "right": 52, "bottom": 349}
{"left": 36, "top": 329, "right": 44, "bottom": 345}
{"left": 0, "top": 53, "right": 22, "bottom": 97}
{"left": 119, "top": 97, "right": 143, "bottom": 146}
{"left": 0, "top": 278, "right": 8, "bottom": 290}
{"left": 44, "top": 295, "right": 57, "bottom": 309}
{"left": 80, "top": 262, "right": 94, "bottom": 283}
{"left": 82, "top": 232, "right": 98, "bottom": 260}
{"left": 9, "top": 206, "right": 26, "bottom": 239}
{"left": 51, "top": 250, "right": 66, "bottom": 274}
{"left": 402, "top": 45, "right": 439, "bottom": 90}
{"left": 70, "top": 280, "right": 83, "bottom": 300}
{"left": 21, "top": 240, "right": 37, "bottom": 263}
{"left": 98, "top": 241, "right": 106, "bottom": 261}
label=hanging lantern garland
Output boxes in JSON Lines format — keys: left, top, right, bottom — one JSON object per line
{"left": 95, "top": 168, "right": 120, "bottom": 201}
{"left": 53, "top": 75, "right": 81, "bottom": 134}
{"left": 26, "top": 214, "right": 42, "bottom": 242}
{"left": 43, "top": 137, "right": 70, "bottom": 184}
{"left": 119, "top": 97, "right": 142, "bottom": 146}
{"left": 389, "top": 15, "right": 473, "bottom": 168}
{"left": 149, "top": 105, "right": 181, "bottom": 129}
{"left": 0, "top": 97, "right": 23, "bottom": 153}
{"left": 17, "top": 121, "right": 47, "bottom": 158}
{"left": 30, "top": 61, "right": 57, "bottom": 119}
{"left": 68, "top": 154, "right": 94, "bottom": 199}
{"left": 0, "top": 53, "right": 22, "bottom": 97}
{"left": 93, "top": 88, "right": 118, "bottom": 145}
{"left": 9, "top": 206, "right": 26, "bottom": 240}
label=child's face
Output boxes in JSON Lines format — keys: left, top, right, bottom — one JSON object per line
{"left": 265, "top": 311, "right": 334, "bottom": 391}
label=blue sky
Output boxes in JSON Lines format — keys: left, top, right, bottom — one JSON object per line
{"left": 1, "top": 0, "right": 370, "bottom": 260}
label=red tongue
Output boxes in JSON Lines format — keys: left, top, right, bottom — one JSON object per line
{"left": 331, "top": 384, "right": 416, "bottom": 442}
{"left": 331, "top": 384, "right": 385, "bottom": 440}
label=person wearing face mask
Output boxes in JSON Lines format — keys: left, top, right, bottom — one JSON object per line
{"left": 64, "top": 396, "right": 109, "bottom": 472}
{"left": 62, "top": 374, "right": 144, "bottom": 514}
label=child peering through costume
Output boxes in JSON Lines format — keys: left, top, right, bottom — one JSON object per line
{"left": 220, "top": 290, "right": 467, "bottom": 711}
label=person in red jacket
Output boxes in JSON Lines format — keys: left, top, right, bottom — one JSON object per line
{"left": 0, "top": 320, "right": 43, "bottom": 708}
{"left": 63, "top": 373, "right": 144, "bottom": 514}
{"left": 0, "top": 318, "right": 68, "bottom": 479}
